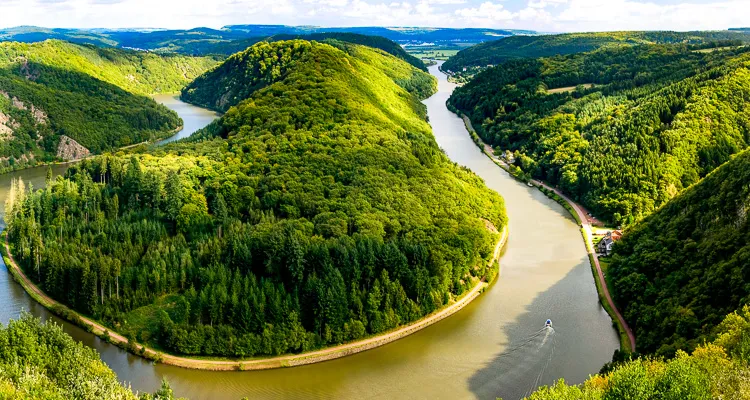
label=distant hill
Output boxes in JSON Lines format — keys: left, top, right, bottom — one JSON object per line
{"left": 224, "top": 25, "right": 533, "bottom": 44}
{"left": 0, "top": 40, "right": 217, "bottom": 171}
{"left": 609, "top": 148, "right": 750, "bottom": 356}
{"left": 0, "top": 26, "right": 249, "bottom": 54}
{"left": 443, "top": 30, "right": 750, "bottom": 72}
{"left": 0, "top": 25, "right": 534, "bottom": 56}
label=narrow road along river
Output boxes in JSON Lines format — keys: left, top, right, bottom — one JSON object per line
{"left": 0, "top": 65, "right": 618, "bottom": 400}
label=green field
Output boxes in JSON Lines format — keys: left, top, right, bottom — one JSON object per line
{"left": 404, "top": 43, "right": 473, "bottom": 60}
{"left": 406, "top": 48, "right": 460, "bottom": 60}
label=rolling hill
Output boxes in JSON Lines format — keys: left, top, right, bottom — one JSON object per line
{"left": 7, "top": 39, "right": 507, "bottom": 359}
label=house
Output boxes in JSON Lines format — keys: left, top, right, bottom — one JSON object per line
{"left": 597, "top": 236, "right": 614, "bottom": 256}
{"left": 597, "top": 230, "right": 622, "bottom": 256}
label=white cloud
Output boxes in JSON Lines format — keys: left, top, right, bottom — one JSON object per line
{"left": 551, "top": 0, "right": 750, "bottom": 31}
{"left": 425, "top": 0, "right": 466, "bottom": 5}
{"left": 304, "top": 0, "right": 348, "bottom": 8}
{"left": 0, "top": 0, "right": 748, "bottom": 31}
{"left": 455, "top": 2, "right": 513, "bottom": 21}
{"left": 527, "top": 0, "right": 567, "bottom": 9}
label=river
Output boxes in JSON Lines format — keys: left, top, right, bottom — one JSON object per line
{"left": 0, "top": 64, "right": 618, "bottom": 400}
{"left": 153, "top": 94, "right": 220, "bottom": 145}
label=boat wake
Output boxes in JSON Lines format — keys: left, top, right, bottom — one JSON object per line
{"left": 472, "top": 326, "right": 557, "bottom": 400}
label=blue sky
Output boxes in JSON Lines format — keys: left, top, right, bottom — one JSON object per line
{"left": 1, "top": 0, "right": 748, "bottom": 32}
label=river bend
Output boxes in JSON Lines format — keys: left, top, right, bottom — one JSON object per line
{"left": 0, "top": 66, "right": 618, "bottom": 400}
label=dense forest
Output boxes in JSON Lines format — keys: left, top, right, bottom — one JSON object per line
{"left": 603, "top": 148, "right": 750, "bottom": 356}
{"left": 443, "top": 30, "right": 750, "bottom": 72}
{"left": 0, "top": 40, "right": 217, "bottom": 172}
{"left": 0, "top": 313, "right": 179, "bottom": 399}
{"left": 449, "top": 44, "right": 750, "bottom": 225}
{"left": 523, "top": 306, "right": 750, "bottom": 399}
{"left": 7, "top": 40, "right": 507, "bottom": 359}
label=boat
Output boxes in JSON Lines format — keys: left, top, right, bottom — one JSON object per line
{"left": 545, "top": 319, "right": 552, "bottom": 327}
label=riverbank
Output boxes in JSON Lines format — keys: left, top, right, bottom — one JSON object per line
{"left": 2, "top": 227, "right": 508, "bottom": 371}
{"left": 452, "top": 109, "right": 635, "bottom": 353}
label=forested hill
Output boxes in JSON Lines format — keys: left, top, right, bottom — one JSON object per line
{"left": 442, "top": 30, "right": 750, "bottom": 72}
{"left": 0, "top": 40, "right": 217, "bottom": 172}
{"left": 7, "top": 40, "right": 508, "bottom": 359}
{"left": 182, "top": 39, "right": 433, "bottom": 112}
{"left": 608, "top": 148, "right": 750, "bottom": 356}
{"left": 449, "top": 44, "right": 750, "bottom": 225}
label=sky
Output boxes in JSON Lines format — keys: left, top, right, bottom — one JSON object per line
{"left": 0, "top": 0, "right": 749, "bottom": 32}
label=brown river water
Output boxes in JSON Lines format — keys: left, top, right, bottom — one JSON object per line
{"left": 0, "top": 64, "right": 618, "bottom": 400}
